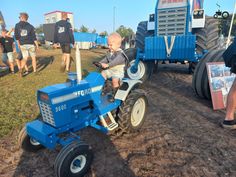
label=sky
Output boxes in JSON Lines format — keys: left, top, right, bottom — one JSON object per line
{"left": 1, "top": 0, "right": 236, "bottom": 34}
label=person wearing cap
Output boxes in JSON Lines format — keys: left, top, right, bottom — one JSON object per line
{"left": 53, "top": 12, "right": 74, "bottom": 73}
{"left": 14, "top": 12, "right": 38, "bottom": 77}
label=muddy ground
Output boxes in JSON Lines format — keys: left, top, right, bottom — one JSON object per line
{"left": 1, "top": 62, "right": 236, "bottom": 177}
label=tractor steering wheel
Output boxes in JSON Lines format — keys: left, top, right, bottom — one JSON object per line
{"left": 93, "top": 62, "right": 108, "bottom": 70}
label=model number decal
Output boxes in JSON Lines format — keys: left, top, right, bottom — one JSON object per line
{"left": 55, "top": 104, "right": 67, "bottom": 112}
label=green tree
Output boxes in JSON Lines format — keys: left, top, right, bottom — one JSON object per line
{"left": 35, "top": 24, "right": 43, "bottom": 34}
{"left": 79, "top": 25, "right": 89, "bottom": 32}
{"left": 91, "top": 29, "right": 96, "bottom": 33}
{"left": 116, "top": 25, "right": 134, "bottom": 38}
{"left": 74, "top": 28, "right": 79, "bottom": 32}
{"left": 99, "top": 31, "right": 108, "bottom": 36}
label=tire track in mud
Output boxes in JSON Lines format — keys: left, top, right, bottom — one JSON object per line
{"left": 140, "top": 67, "right": 236, "bottom": 177}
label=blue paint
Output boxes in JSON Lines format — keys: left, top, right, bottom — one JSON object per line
{"left": 26, "top": 72, "right": 122, "bottom": 149}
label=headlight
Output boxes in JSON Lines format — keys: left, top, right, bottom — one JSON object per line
{"left": 39, "top": 93, "right": 49, "bottom": 102}
{"left": 193, "top": 10, "right": 198, "bottom": 15}
{"left": 198, "top": 10, "right": 203, "bottom": 15}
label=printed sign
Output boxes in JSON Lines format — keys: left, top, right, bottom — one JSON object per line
{"left": 206, "top": 62, "right": 235, "bottom": 110}
{"left": 158, "top": 0, "right": 187, "bottom": 9}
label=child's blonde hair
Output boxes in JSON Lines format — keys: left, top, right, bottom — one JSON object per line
{"left": 108, "top": 32, "right": 122, "bottom": 46}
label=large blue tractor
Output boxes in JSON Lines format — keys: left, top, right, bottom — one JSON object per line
{"left": 125, "top": 0, "right": 221, "bottom": 82}
{"left": 18, "top": 47, "right": 148, "bottom": 177}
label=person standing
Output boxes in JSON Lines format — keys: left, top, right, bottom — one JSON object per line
{"left": 222, "top": 79, "right": 236, "bottom": 129}
{"left": 222, "top": 38, "right": 236, "bottom": 129}
{"left": 6, "top": 28, "right": 29, "bottom": 74}
{"left": 53, "top": 12, "right": 74, "bottom": 73}
{"left": 0, "top": 29, "right": 15, "bottom": 73}
{"left": 14, "top": 12, "right": 38, "bottom": 77}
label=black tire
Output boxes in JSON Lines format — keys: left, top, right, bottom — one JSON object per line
{"left": 135, "top": 21, "right": 154, "bottom": 51}
{"left": 202, "top": 49, "right": 225, "bottom": 99}
{"left": 136, "top": 21, "right": 148, "bottom": 51}
{"left": 192, "top": 52, "right": 211, "bottom": 95}
{"left": 54, "top": 142, "right": 93, "bottom": 177}
{"left": 127, "top": 59, "right": 154, "bottom": 81}
{"left": 127, "top": 21, "right": 155, "bottom": 81}
{"left": 117, "top": 89, "right": 148, "bottom": 133}
{"left": 18, "top": 126, "right": 44, "bottom": 152}
{"left": 124, "top": 48, "right": 154, "bottom": 82}
{"left": 193, "top": 16, "right": 220, "bottom": 54}
{"left": 124, "top": 48, "right": 137, "bottom": 60}
{"left": 192, "top": 49, "right": 225, "bottom": 99}
{"left": 189, "top": 62, "right": 198, "bottom": 74}
{"left": 194, "top": 51, "right": 218, "bottom": 98}
{"left": 222, "top": 11, "right": 229, "bottom": 19}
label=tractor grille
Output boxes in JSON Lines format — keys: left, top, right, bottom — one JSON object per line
{"left": 157, "top": 7, "right": 187, "bottom": 36}
{"left": 39, "top": 101, "right": 55, "bottom": 126}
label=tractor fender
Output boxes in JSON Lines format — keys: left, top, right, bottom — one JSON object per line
{"left": 115, "top": 79, "right": 142, "bottom": 101}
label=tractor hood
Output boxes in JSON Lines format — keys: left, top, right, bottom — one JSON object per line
{"left": 37, "top": 72, "right": 105, "bottom": 105}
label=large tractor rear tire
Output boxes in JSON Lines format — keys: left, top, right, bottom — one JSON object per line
{"left": 136, "top": 21, "right": 152, "bottom": 51}
{"left": 190, "top": 17, "right": 220, "bottom": 74}
{"left": 193, "top": 16, "right": 220, "bottom": 54}
{"left": 192, "top": 49, "right": 225, "bottom": 99}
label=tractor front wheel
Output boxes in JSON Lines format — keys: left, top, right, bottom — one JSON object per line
{"left": 54, "top": 142, "right": 93, "bottom": 177}
{"left": 124, "top": 48, "right": 153, "bottom": 82}
{"left": 127, "top": 60, "right": 153, "bottom": 81}
{"left": 18, "top": 127, "right": 44, "bottom": 152}
{"left": 118, "top": 89, "right": 148, "bottom": 133}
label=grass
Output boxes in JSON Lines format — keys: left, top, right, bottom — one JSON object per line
{"left": 0, "top": 47, "right": 107, "bottom": 138}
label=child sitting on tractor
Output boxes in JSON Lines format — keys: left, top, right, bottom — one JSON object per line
{"left": 99, "top": 32, "right": 127, "bottom": 102}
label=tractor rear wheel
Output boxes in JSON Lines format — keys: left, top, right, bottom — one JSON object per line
{"left": 192, "top": 49, "right": 225, "bottom": 99}
{"left": 136, "top": 21, "right": 150, "bottom": 51}
{"left": 54, "top": 142, "right": 93, "bottom": 177}
{"left": 124, "top": 48, "right": 153, "bottom": 82}
{"left": 18, "top": 126, "right": 44, "bottom": 152}
{"left": 193, "top": 16, "right": 220, "bottom": 54}
{"left": 117, "top": 89, "right": 148, "bottom": 133}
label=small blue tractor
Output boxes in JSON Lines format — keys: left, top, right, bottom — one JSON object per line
{"left": 18, "top": 46, "right": 148, "bottom": 177}
{"left": 125, "top": 0, "right": 221, "bottom": 81}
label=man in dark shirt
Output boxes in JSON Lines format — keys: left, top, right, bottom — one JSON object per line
{"left": 15, "top": 12, "right": 38, "bottom": 76}
{"left": 0, "top": 29, "right": 15, "bottom": 73}
{"left": 53, "top": 12, "right": 74, "bottom": 73}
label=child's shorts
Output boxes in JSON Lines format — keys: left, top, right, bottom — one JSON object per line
{"left": 102, "top": 64, "right": 125, "bottom": 79}
{"left": 2, "top": 52, "right": 14, "bottom": 62}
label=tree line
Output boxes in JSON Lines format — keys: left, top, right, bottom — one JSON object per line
{"left": 35, "top": 24, "right": 134, "bottom": 38}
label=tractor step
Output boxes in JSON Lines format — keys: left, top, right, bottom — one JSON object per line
{"left": 99, "top": 112, "right": 118, "bottom": 131}
{"left": 107, "top": 122, "right": 118, "bottom": 131}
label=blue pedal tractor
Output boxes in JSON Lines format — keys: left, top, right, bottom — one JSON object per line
{"left": 18, "top": 45, "right": 148, "bottom": 177}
